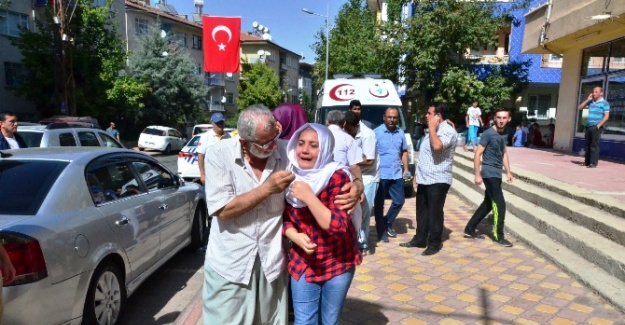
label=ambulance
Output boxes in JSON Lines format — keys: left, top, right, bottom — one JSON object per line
{"left": 314, "top": 75, "right": 415, "bottom": 196}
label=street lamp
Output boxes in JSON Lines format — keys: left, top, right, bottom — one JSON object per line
{"left": 302, "top": 4, "right": 330, "bottom": 82}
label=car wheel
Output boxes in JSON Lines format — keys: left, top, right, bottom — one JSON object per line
{"left": 138, "top": 147, "right": 145, "bottom": 151}
{"left": 82, "top": 262, "right": 126, "bottom": 325}
{"left": 189, "top": 204, "right": 209, "bottom": 250}
{"left": 164, "top": 144, "right": 171, "bottom": 155}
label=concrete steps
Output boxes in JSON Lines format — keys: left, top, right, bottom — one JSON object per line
{"left": 450, "top": 150, "right": 625, "bottom": 312}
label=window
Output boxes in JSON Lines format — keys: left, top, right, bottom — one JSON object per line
{"left": 4, "top": 62, "right": 25, "bottom": 87}
{"left": 225, "top": 74, "right": 234, "bottom": 81}
{"left": 192, "top": 35, "right": 202, "bottom": 49}
{"left": 78, "top": 131, "right": 100, "bottom": 146}
{"left": 581, "top": 44, "right": 609, "bottom": 77}
{"left": 135, "top": 17, "right": 149, "bottom": 35}
{"left": 609, "top": 39, "right": 625, "bottom": 72}
{"left": 528, "top": 94, "right": 551, "bottom": 118}
{"left": 0, "top": 160, "right": 68, "bottom": 215}
{"left": 88, "top": 162, "right": 144, "bottom": 204}
{"left": 226, "top": 93, "right": 234, "bottom": 104}
{"left": 98, "top": 132, "right": 123, "bottom": 148}
{"left": 131, "top": 161, "right": 174, "bottom": 192}
{"left": 0, "top": 10, "right": 29, "bottom": 37}
{"left": 176, "top": 32, "right": 187, "bottom": 47}
{"left": 59, "top": 133, "right": 76, "bottom": 146}
{"left": 548, "top": 54, "right": 562, "bottom": 62}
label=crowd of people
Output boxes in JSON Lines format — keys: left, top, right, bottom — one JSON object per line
{"left": 197, "top": 100, "right": 521, "bottom": 324}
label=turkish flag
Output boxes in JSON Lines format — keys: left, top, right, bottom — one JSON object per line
{"left": 203, "top": 16, "right": 241, "bottom": 73}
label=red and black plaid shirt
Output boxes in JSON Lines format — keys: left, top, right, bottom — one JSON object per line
{"left": 283, "top": 170, "right": 362, "bottom": 282}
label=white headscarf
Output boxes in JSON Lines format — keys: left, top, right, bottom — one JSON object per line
{"left": 285, "top": 123, "right": 350, "bottom": 208}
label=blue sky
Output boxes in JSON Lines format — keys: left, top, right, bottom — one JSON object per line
{"left": 167, "top": 0, "right": 348, "bottom": 63}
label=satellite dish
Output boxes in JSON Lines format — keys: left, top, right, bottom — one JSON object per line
{"left": 264, "top": 27, "right": 269, "bottom": 33}
{"left": 257, "top": 49, "right": 264, "bottom": 55}
{"left": 252, "top": 21, "right": 259, "bottom": 28}
{"left": 221, "top": 97, "right": 227, "bottom": 103}
{"left": 162, "top": 51, "right": 169, "bottom": 57}
{"left": 160, "top": 30, "right": 167, "bottom": 38}
{"left": 265, "top": 51, "right": 271, "bottom": 56}
{"left": 226, "top": 73, "right": 233, "bottom": 77}
{"left": 262, "top": 33, "right": 272, "bottom": 41}
{"left": 258, "top": 24, "right": 264, "bottom": 31}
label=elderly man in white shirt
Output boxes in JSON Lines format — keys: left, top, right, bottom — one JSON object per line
{"left": 197, "top": 112, "right": 231, "bottom": 184}
{"left": 202, "top": 105, "right": 361, "bottom": 325}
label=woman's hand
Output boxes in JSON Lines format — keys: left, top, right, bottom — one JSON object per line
{"left": 292, "top": 233, "right": 317, "bottom": 255}
{"left": 290, "top": 181, "right": 314, "bottom": 203}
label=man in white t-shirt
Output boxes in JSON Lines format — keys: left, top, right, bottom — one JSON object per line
{"left": 0, "top": 112, "right": 27, "bottom": 150}
{"left": 463, "top": 100, "right": 483, "bottom": 152}
{"left": 198, "top": 112, "right": 231, "bottom": 184}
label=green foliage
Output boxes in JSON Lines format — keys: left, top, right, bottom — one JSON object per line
{"left": 0, "top": 1, "right": 11, "bottom": 10}
{"left": 236, "top": 61, "right": 283, "bottom": 112}
{"left": 300, "top": 92, "right": 316, "bottom": 122}
{"left": 310, "top": 0, "right": 401, "bottom": 88}
{"left": 126, "top": 21, "right": 208, "bottom": 126}
{"left": 11, "top": 0, "right": 126, "bottom": 120}
{"left": 384, "top": 0, "right": 531, "bottom": 118}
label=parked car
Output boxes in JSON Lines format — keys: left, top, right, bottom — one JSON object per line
{"left": 191, "top": 123, "right": 235, "bottom": 137}
{"left": 177, "top": 135, "right": 201, "bottom": 181}
{"left": 18, "top": 123, "right": 124, "bottom": 149}
{"left": 0, "top": 147, "right": 207, "bottom": 325}
{"left": 137, "top": 126, "right": 186, "bottom": 155}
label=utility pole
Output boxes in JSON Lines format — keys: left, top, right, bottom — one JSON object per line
{"left": 52, "top": 0, "right": 76, "bottom": 116}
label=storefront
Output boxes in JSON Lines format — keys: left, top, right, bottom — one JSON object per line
{"left": 572, "top": 38, "right": 625, "bottom": 160}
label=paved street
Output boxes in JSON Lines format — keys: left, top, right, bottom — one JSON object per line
{"left": 179, "top": 193, "right": 625, "bottom": 324}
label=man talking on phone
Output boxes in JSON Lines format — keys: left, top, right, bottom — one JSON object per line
{"left": 577, "top": 86, "right": 610, "bottom": 168}
{"left": 400, "top": 104, "right": 457, "bottom": 256}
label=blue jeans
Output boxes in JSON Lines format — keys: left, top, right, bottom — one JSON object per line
{"left": 360, "top": 181, "right": 379, "bottom": 245}
{"left": 291, "top": 268, "right": 355, "bottom": 325}
{"left": 374, "top": 178, "right": 405, "bottom": 237}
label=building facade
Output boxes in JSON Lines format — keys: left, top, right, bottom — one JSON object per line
{"left": 522, "top": 0, "right": 625, "bottom": 160}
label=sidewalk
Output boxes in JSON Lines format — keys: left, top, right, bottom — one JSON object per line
{"left": 176, "top": 148, "right": 625, "bottom": 325}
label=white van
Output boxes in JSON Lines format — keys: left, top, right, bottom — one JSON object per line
{"left": 314, "top": 76, "right": 415, "bottom": 196}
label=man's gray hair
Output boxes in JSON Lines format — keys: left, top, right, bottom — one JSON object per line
{"left": 326, "top": 110, "right": 345, "bottom": 125}
{"left": 237, "top": 104, "right": 277, "bottom": 141}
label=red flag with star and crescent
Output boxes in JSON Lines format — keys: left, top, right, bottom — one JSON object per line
{"left": 202, "top": 16, "right": 241, "bottom": 73}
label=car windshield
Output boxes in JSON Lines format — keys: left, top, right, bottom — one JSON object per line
{"left": 18, "top": 131, "right": 43, "bottom": 148}
{"left": 319, "top": 105, "right": 406, "bottom": 131}
{"left": 186, "top": 136, "right": 201, "bottom": 147}
{"left": 0, "top": 160, "right": 68, "bottom": 215}
{"left": 142, "top": 128, "right": 166, "bottom": 136}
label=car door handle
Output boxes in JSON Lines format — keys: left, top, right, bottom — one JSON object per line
{"left": 159, "top": 204, "right": 168, "bottom": 210}
{"left": 115, "top": 216, "right": 129, "bottom": 226}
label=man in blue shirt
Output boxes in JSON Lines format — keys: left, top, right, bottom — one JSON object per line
{"left": 577, "top": 86, "right": 610, "bottom": 168}
{"left": 106, "top": 122, "right": 120, "bottom": 142}
{"left": 374, "top": 107, "right": 409, "bottom": 243}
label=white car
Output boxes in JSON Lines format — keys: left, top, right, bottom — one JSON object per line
{"left": 138, "top": 126, "right": 186, "bottom": 155}
{"left": 177, "top": 135, "right": 202, "bottom": 181}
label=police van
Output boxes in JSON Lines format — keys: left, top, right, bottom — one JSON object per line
{"left": 314, "top": 75, "right": 415, "bottom": 196}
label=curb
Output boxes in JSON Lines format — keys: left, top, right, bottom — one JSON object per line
{"left": 174, "top": 287, "right": 202, "bottom": 325}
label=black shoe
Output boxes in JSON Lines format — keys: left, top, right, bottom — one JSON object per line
{"left": 399, "top": 237, "right": 426, "bottom": 248}
{"left": 587, "top": 164, "right": 597, "bottom": 168}
{"left": 497, "top": 238, "right": 513, "bottom": 247}
{"left": 422, "top": 246, "right": 441, "bottom": 256}
{"left": 379, "top": 233, "right": 389, "bottom": 243}
{"left": 464, "top": 228, "right": 484, "bottom": 239}
{"left": 386, "top": 227, "right": 397, "bottom": 238}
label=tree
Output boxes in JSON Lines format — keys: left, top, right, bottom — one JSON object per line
{"left": 385, "top": 0, "right": 530, "bottom": 117}
{"left": 300, "top": 91, "right": 316, "bottom": 122}
{"left": 12, "top": 0, "right": 127, "bottom": 120}
{"left": 125, "top": 22, "right": 208, "bottom": 127}
{"left": 310, "top": 0, "right": 401, "bottom": 87}
{"left": 0, "top": 1, "right": 11, "bottom": 10}
{"left": 229, "top": 61, "right": 282, "bottom": 125}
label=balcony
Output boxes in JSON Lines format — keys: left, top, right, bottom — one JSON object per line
{"left": 207, "top": 103, "right": 225, "bottom": 112}
{"left": 205, "top": 76, "right": 225, "bottom": 87}
{"left": 465, "top": 54, "right": 510, "bottom": 65}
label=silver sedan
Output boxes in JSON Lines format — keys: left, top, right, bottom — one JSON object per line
{"left": 0, "top": 147, "right": 208, "bottom": 325}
